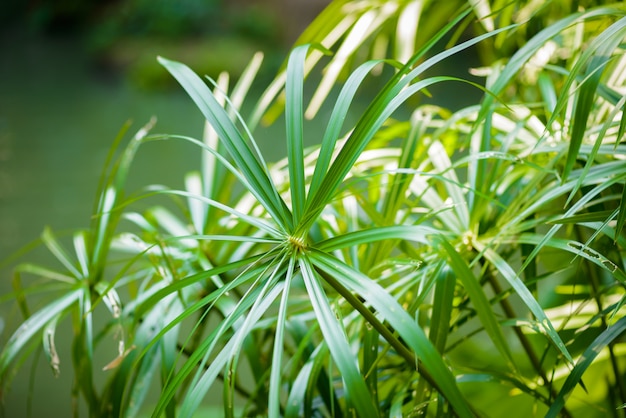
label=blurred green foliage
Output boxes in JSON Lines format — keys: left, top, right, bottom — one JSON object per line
{"left": 87, "top": 0, "right": 282, "bottom": 51}
{"left": 1, "top": 0, "right": 285, "bottom": 89}
{"left": 1, "top": 0, "right": 280, "bottom": 41}
{"left": 88, "top": 0, "right": 222, "bottom": 48}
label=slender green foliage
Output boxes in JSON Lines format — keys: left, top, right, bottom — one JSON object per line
{"left": 2, "top": 1, "right": 626, "bottom": 417}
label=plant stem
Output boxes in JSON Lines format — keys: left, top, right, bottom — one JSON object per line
{"left": 485, "top": 265, "right": 572, "bottom": 418}
{"left": 575, "top": 226, "right": 626, "bottom": 416}
{"left": 176, "top": 343, "right": 254, "bottom": 400}
{"left": 315, "top": 267, "right": 461, "bottom": 414}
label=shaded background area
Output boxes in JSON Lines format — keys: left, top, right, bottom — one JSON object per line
{"left": 0, "top": 1, "right": 330, "bottom": 416}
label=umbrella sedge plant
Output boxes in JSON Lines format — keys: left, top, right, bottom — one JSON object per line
{"left": 1, "top": 1, "right": 626, "bottom": 417}
{"left": 133, "top": 11, "right": 502, "bottom": 417}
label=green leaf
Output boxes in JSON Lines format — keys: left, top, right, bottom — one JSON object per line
{"left": 13, "top": 263, "right": 75, "bottom": 284}
{"left": 618, "top": 95, "right": 626, "bottom": 145}
{"left": 429, "top": 265, "right": 455, "bottom": 353}
{"left": 41, "top": 227, "right": 82, "bottom": 279}
{"left": 538, "top": 72, "right": 557, "bottom": 116}
{"left": 185, "top": 172, "right": 206, "bottom": 234}
{"left": 285, "top": 351, "right": 317, "bottom": 418}
{"left": 285, "top": 45, "right": 309, "bottom": 224}
{"left": 316, "top": 225, "right": 444, "bottom": 251}
{"left": 299, "top": 256, "right": 377, "bottom": 418}
{"left": 124, "top": 346, "right": 160, "bottom": 417}
{"left": 310, "top": 250, "right": 474, "bottom": 417}
{"left": 616, "top": 179, "right": 626, "bottom": 242}
{"left": 301, "top": 23, "right": 514, "bottom": 235}
{"left": 562, "top": 16, "right": 626, "bottom": 183}
{"left": 268, "top": 258, "right": 296, "bottom": 417}
{"left": 428, "top": 140, "right": 469, "bottom": 229}
{"left": 550, "top": 210, "right": 617, "bottom": 224}
{"left": 473, "top": 241, "right": 573, "bottom": 364}
{"left": 158, "top": 56, "right": 293, "bottom": 232}
{"left": 73, "top": 231, "right": 90, "bottom": 278}
{"left": 546, "top": 316, "right": 626, "bottom": 418}
{"left": 513, "top": 233, "right": 626, "bottom": 285}
{"left": 381, "top": 110, "right": 423, "bottom": 223}
{"left": 439, "top": 240, "right": 516, "bottom": 370}
{"left": 133, "top": 187, "right": 283, "bottom": 237}
{"left": 564, "top": 76, "right": 626, "bottom": 210}
{"left": 285, "top": 323, "right": 338, "bottom": 418}
{"left": 308, "top": 59, "right": 384, "bottom": 198}
{"left": 0, "top": 290, "right": 80, "bottom": 379}
{"left": 179, "top": 277, "right": 284, "bottom": 418}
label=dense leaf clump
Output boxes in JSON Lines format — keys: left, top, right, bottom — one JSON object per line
{"left": 2, "top": 1, "right": 626, "bottom": 417}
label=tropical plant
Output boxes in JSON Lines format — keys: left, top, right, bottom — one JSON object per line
{"left": 1, "top": 1, "right": 626, "bottom": 417}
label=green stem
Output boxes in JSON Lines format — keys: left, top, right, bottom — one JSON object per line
{"left": 575, "top": 227, "right": 626, "bottom": 416}
{"left": 315, "top": 267, "right": 463, "bottom": 415}
{"left": 176, "top": 343, "right": 254, "bottom": 401}
{"left": 485, "top": 266, "right": 572, "bottom": 418}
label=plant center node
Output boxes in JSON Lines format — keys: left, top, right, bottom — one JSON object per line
{"left": 461, "top": 230, "right": 475, "bottom": 251}
{"left": 287, "top": 235, "right": 307, "bottom": 252}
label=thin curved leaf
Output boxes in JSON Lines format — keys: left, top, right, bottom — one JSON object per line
{"left": 299, "top": 256, "right": 377, "bottom": 418}
{"left": 0, "top": 290, "right": 80, "bottom": 378}
{"left": 546, "top": 316, "right": 626, "bottom": 418}
{"left": 309, "top": 249, "right": 475, "bottom": 417}
{"left": 439, "top": 239, "right": 516, "bottom": 370}
{"left": 158, "top": 56, "right": 293, "bottom": 232}
{"left": 474, "top": 241, "right": 573, "bottom": 364}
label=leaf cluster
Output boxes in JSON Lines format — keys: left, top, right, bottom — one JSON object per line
{"left": 2, "top": 1, "right": 626, "bottom": 417}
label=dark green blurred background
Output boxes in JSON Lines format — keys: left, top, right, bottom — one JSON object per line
{"left": 0, "top": 1, "right": 328, "bottom": 416}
